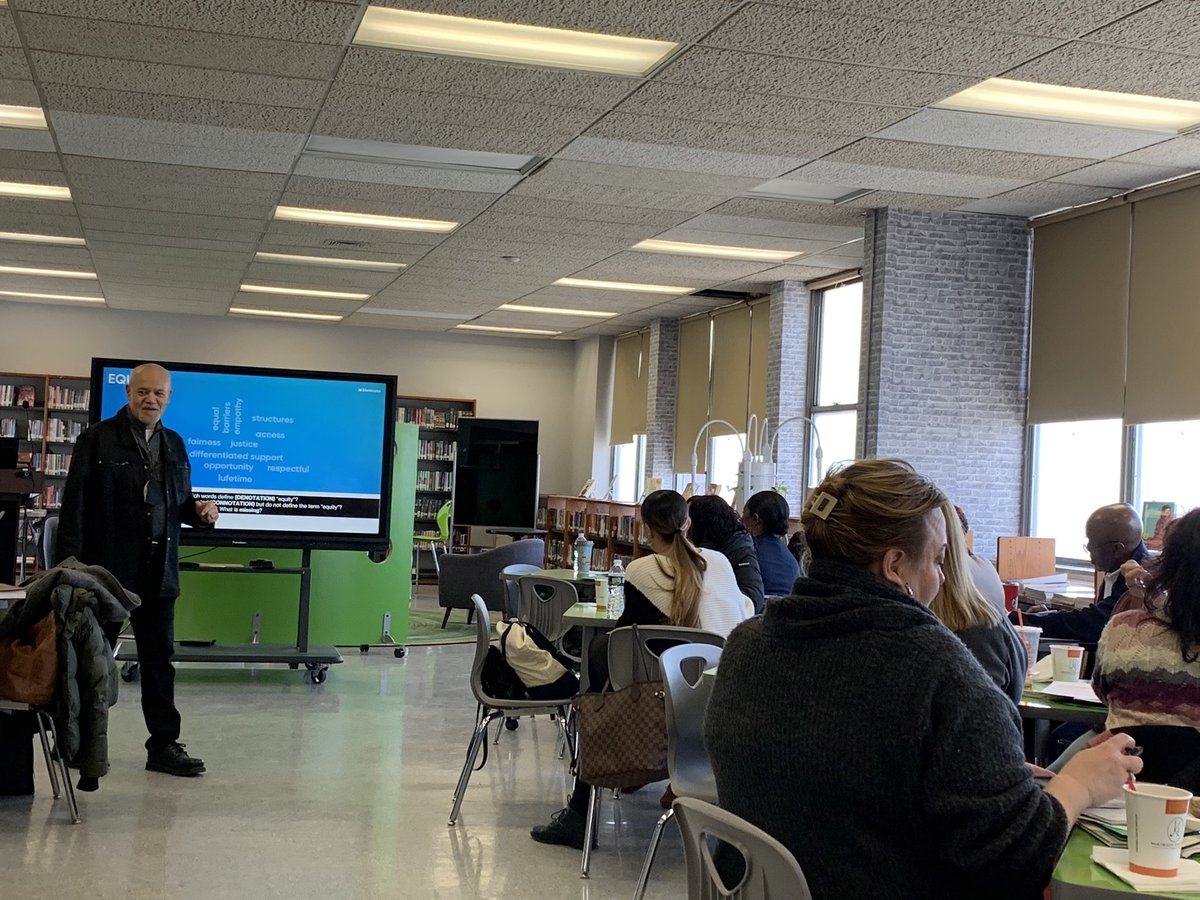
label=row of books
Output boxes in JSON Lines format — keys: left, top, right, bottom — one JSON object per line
{"left": 415, "top": 470, "right": 453, "bottom": 492}
{"left": 29, "top": 452, "right": 72, "bottom": 475}
{"left": 417, "top": 438, "right": 456, "bottom": 461}
{"left": 47, "top": 385, "right": 90, "bottom": 410}
{"left": 414, "top": 496, "right": 451, "bottom": 518}
{"left": 398, "top": 407, "right": 463, "bottom": 429}
{"left": 35, "top": 484, "right": 62, "bottom": 509}
{"left": 0, "top": 418, "right": 16, "bottom": 439}
{"left": 46, "top": 417, "right": 84, "bottom": 442}
{"left": 0, "top": 384, "right": 36, "bottom": 407}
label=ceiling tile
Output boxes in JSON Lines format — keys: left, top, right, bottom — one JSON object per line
{"left": 1050, "top": 160, "right": 1195, "bottom": 189}
{"left": 843, "top": 189, "right": 974, "bottom": 212}
{"left": 1083, "top": 0, "right": 1200, "bottom": 57}
{"left": 521, "top": 159, "right": 762, "bottom": 197}
{"left": 488, "top": 194, "right": 694, "bottom": 228}
{"left": 0, "top": 78, "right": 40, "bottom": 105}
{"left": 509, "top": 177, "right": 731, "bottom": 213}
{"left": 702, "top": 4, "right": 1062, "bottom": 75}
{"left": 556, "top": 136, "right": 804, "bottom": 179}
{"left": 778, "top": 159, "right": 1029, "bottom": 199}
{"left": 678, "top": 213, "right": 864, "bottom": 243}
{"left": 0, "top": 47, "right": 32, "bottom": 80}
{"left": 312, "top": 112, "right": 575, "bottom": 156}
{"left": 1004, "top": 41, "right": 1200, "bottom": 101}
{"left": 18, "top": 14, "right": 345, "bottom": 79}
{"left": 585, "top": 112, "right": 854, "bottom": 159}
{"left": 0, "top": 149, "right": 62, "bottom": 171}
{"left": 42, "top": 84, "right": 315, "bottom": 132}
{"left": 826, "top": 138, "right": 1091, "bottom": 180}
{"left": 0, "top": 128, "right": 56, "bottom": 153}
{"left": 576, "top": 251, "right": 775, "bottom": 282}
{"left": 105, "top": 295, "right": 226, "bottom": 314}
{"left": 957, "top": 180, "right": 1116, "bottom": 216}
{"left": 1114, "top": 137, "right": 1200, "bottom": 168}
{"left": 293, "top": 154, "right": 523, "bottom": 194}
{"left": 659, "top": 46, "right": 979, "bottom": 108}
{"left": 709, "top": 196, "right": 872, "bottom": 228}
{"left": 718, "top": 263, "right": 851, "bottom": 286}
{"left": 88, "top": 232, "right": 260, "bottom": 253}
{"left": 875, "top": 109, "right": 1169, "bottom": 159}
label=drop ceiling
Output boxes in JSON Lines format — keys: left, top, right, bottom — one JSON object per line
{"left": 0, "top": 0, "right": 1196, "bottom": 338}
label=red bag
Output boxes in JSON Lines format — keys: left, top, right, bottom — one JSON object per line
{"left": 0, "top": 612, "right": 59, "bottom": 705}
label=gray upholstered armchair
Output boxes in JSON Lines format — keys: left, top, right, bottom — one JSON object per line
{"left": 437, "top": 539, "right": 545, "bottom": 628}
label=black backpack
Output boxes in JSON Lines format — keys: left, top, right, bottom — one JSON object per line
{"left": 480, "top": 628, "right": 527, "bottom": 701}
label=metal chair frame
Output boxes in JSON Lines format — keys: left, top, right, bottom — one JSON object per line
{"left": 0, "top": 699, "right": 80, "bottom": 824}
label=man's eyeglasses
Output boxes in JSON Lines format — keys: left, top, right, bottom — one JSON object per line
{"left": 1083, "top": 539, "right": 1125, "bottom": 553}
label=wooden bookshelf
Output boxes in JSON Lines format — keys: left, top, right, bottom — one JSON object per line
{"left": 397, "top": 394, "right": 476, "bottom": 581}
{"left": 537, "top": 494, "right": 650, "bottom": 571}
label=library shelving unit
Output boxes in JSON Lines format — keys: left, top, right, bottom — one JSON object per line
{"left": 0, "top": 372, "right": 91, "bottom": 578}
{"left": 396, "top": 395, "right": 476, "bottom": 582}
{"left": 536, "top": 495, "right": 649, "bottom": 571}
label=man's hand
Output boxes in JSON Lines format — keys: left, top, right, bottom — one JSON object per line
{"left": 195, "top": 500, "right": 219, "bottom": 525}
{"left": 1024, "top": 604, "right": 1050, "bottom": 614}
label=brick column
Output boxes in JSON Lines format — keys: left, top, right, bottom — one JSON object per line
{"left": 861, "top": 207, "right": 1031, "bottom": 555}
{"left": 644, "top": 317, "right": 679, "bottom": 487}
{"left": 765, "top": 280, "right": 810, "bottom": 498}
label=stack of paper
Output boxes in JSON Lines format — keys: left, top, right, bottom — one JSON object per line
{"left": 1038, "top": 680, "right": 1104, "bottom": 704}
{"left": 1080, "top": 809, "right": 1200, "bottom": 856}
{"left": 1092, "top": 847, "right": 1200, "bottom": 890}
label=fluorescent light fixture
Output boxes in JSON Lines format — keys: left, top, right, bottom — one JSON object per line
{"left": 274, "top": 205, "right": 458, "bottom": 233}
{"left": 0, "top": 264, "right": 96, "bottom": 280}
{"left": 0, "top": 231, "right": 86, "bottom": 246}
{"left": 0, "top": 180, "right": 71, "bottom": 201}
{"left": 240, "top": 283, "right": 371, "bottom": 301}
{"left": 499, "top": 303, "right": 617, "bottom": 318}
{"left": 304, "top": 135, "right": 541, "bottom": 174}
{"left": 229, "top": 307, "right": 344, "bottom": 322}
{"left": 254, "top": 251, "right": 405, "bottom": 272}
{"left": 746, "top": 180, "right": 876, "bottom": 205}
{"left": 632, "top": 239, "right": 802, "bottom": 263}
{"left": 456, "top": 324, "right": 562, "bottom": 336}
{"left": 934, "top": 78, "right": 1200, "bottom": 133}
{"left": 0, "top": 289, "right": 103, "bottom": 304}
{"left": 0, "top": 105, "right": 47, "bottom": 130}
{"left": 553, "top": 276, "right": 691, "bottom": 295}
{"left": 354, "top": 7, "right": 678, "bottom": 77}
{"left": 356, "top": 308, "right": 464, "bottom": 319}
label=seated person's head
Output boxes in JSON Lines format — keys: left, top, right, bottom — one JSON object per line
{"left": 1085, "top": 503, "right": 1144, "bottom": 573}
{"left": 930, "top": 500, "right": 999, "bottom": 631}
{"left": 686, "top": 495, "right": 745, "bottom": 549}
{"left": 1144, "top": 508, "right": 1200, "bottom": 648}
{"left": 642, "top": 490, "right": 707, "bottom": 627}
{"left": 801, "top": 458, "right": 948, "bottom": 605}
{"left": 741, "top": 490, "right": 791, "bottom": 538}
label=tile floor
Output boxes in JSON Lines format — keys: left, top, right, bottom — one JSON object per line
{"left": 0, "top": 631, "right": 685, "bottom": 899}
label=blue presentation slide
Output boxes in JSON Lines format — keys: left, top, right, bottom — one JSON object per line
{"left": 99, "top": 367, "right": 387, "bottom": 533}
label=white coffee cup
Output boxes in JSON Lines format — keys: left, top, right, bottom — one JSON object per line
{"left": 1125, "top": 782, "right": 1194, "bottom": 877}
{"left": 1013, "top": 625, "right": 1042, "bottom": 680}
{"left": 1050, "top": 643, "right": 1084, "bottom": 681}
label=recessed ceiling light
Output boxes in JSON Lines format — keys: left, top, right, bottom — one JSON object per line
{"left": 0, "top": 105, "right": 47, "bottom": 130}
{"left": 0, "top": 289, "right": 103, "bottom": 304}
{"left": 254, "top": 252, "right": 406, "bottom": 272}
{"left": 356, "top": 308, "right": 465, "bottom": 319}
{"left": 0, "top": 180, "right": 71, "bottom": 201}
{"left": 240, "top": 283, "right": 371, "bottom": 301}
{"left": 304, "top": 135, "right": 542, "bottom": 175}
{"left": 0, "top": 231, "right": 86, "bottom": 246}
{"left": 229, "top": 307, "right": 344, "bottom": 322}
{"left": 0, "top": 264, "right": 96, "bottom": 279}
{"left": 456, "top": 324, "right": 562, "bottom": 336}
{"left": 498, "top": 303, "right": 617, "bottom": 318}
{"left": 746, "top": 180, "right": 876, "bottom": 205}
{"left": 354, "top": 7, "right": 678, "bottom": 77}
{"left": 274, "top": 205, "right": 458, "bottom": 233}
{"left": 553, "top": 276, "right": 691, "bottom": 295}
{"left": 632, "top": 239, "right": 802, "bottom": 263}
{"left": 934, "top": 78, "right": 1200, "bottom": 133}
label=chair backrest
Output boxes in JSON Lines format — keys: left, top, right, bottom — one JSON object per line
{"left": 500, "top": 563, "right": 542, "bottom": 619}
{"left": 660, "top": 642, "right": 722, "bottom": 801}
{"left": 467, "top": 593, "right": 497, "bottom": 707}
{"left": 517, "top": 576, "right": 579, "bottom": 643}
{"left": 1116, "top": 725, "right": 1200, "bottom": 793}
{"left": 606, "top": 625, "right": 724, "bottom": 691}
{"left": 673, "top": 797, "right": 813, "bottom": 900}
{"left": 38, "top": 514, "right": 58, "bottom": 570}
{"left": 434, "top": 500, "right": 453, "bottom": 541}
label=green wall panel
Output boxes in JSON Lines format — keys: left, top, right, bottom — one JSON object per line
{"left": 173, "top": 423, "right": 417, "bottom": 646}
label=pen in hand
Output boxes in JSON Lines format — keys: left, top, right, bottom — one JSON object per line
{"left": 1125, "top": 744, "right": 1143, "bottom": 792}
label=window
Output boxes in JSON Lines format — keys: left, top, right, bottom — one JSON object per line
{"left": 1132, "top": 419, "right": 1200, "bottom": 534}
{"left": 1029, "top": 419, "right": 1123, "bottom": 560}
{"left": 708, "top": 432, "right": 746, "bottom": 505}
{"left": 610, "top": 434, "right": 646, "bottom": 502}
{"left": 806, "top": 280, "right": 863, "bottom": 488}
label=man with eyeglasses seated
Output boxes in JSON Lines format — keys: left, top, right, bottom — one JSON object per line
{"left": 1009, "top": 503, "right": 1148, "bottom": 646}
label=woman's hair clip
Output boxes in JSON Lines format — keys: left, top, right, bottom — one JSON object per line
{"left": 809, "top": 491, "right": 838, "bottom": 521}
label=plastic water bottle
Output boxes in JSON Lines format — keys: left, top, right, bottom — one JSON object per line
{"left": 608, "top": 558, "right": 625, "bottom": 618}
{"left": 572, "top": 533, "right": 587, "bottom": 578}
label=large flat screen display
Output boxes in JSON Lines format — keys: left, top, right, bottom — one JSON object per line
{"left": 90, "top": 358, "right": 397, "bottom": 551}
{"left": 454, "top": 418, "right": 539, "bottom": 528}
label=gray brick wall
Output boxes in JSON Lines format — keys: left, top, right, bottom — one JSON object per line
{"left": 861, "top": 208, "right": 1031, "bottom": 557}
{"left": 766, "top": 280, "right": 810, "bottom": 498}
{"left": 645, "top": 317, "right": 679, "bottom": 486}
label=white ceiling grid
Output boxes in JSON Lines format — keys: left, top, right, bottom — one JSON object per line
{"left": 0, "top": 0, "right": 1192, "bottom": 336}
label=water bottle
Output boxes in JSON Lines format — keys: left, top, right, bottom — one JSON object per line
{"left": 572, "top": 532, "right": 587, "bottom": 578}
{"left": 608, "top": 558, "right": 625, "bottom": 618}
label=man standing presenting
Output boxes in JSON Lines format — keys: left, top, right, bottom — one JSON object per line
{"left": 57, "top": 363, "right": 219, "bottom": 777}
{"left": 1011, "top": 503, "right": 1147, "bottom": 645}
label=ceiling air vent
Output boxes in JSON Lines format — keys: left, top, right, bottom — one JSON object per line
{"left": 323, "top": 239, "right": 369, "bottom": 248}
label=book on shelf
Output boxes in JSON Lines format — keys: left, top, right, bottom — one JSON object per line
{"left": 15, "top": 384, "right": 35, "bottom": 408}
{"left": 47, "top": 385, "right": 90, "bottom": 410}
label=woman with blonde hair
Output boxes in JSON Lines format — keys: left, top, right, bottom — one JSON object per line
{"left": 931, "top": 500, "right": 1026, "bottom": 704}
{"left": 706, "top": 459, "right": 1141, "bottom": 899}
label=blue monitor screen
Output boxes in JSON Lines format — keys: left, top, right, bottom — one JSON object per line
{"left": 90, "top": 358, "right": 397, "bottom": 551}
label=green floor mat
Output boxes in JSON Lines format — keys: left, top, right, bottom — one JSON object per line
{"left": 405, "top": 606, "right": 478, "bottom": 645}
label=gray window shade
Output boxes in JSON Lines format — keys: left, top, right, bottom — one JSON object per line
{"left": 710, "top": 306, "right": 752, "bottom": 429}
{"left": 1126, "top": 186, "right": 1200, "bottom": 424}
{"left": 1028, "top": 205, "right": 1129, "bottom": 424}
{"left": 675, "top": 316, "right": 712, "bottom": 474}
{"left": 748, "top": 300, "right": 771, "bottom": 427}
{"left": 610, "top": 332, "right": 646, "bottom": 445}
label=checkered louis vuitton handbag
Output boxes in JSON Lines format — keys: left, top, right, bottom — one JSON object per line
{"left": 571, "top": 625, "right": 668, "bottom": 788}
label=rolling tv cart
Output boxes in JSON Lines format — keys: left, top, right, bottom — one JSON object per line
{"left": 116, "top": 549, "right": 343, "bottom": 684}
